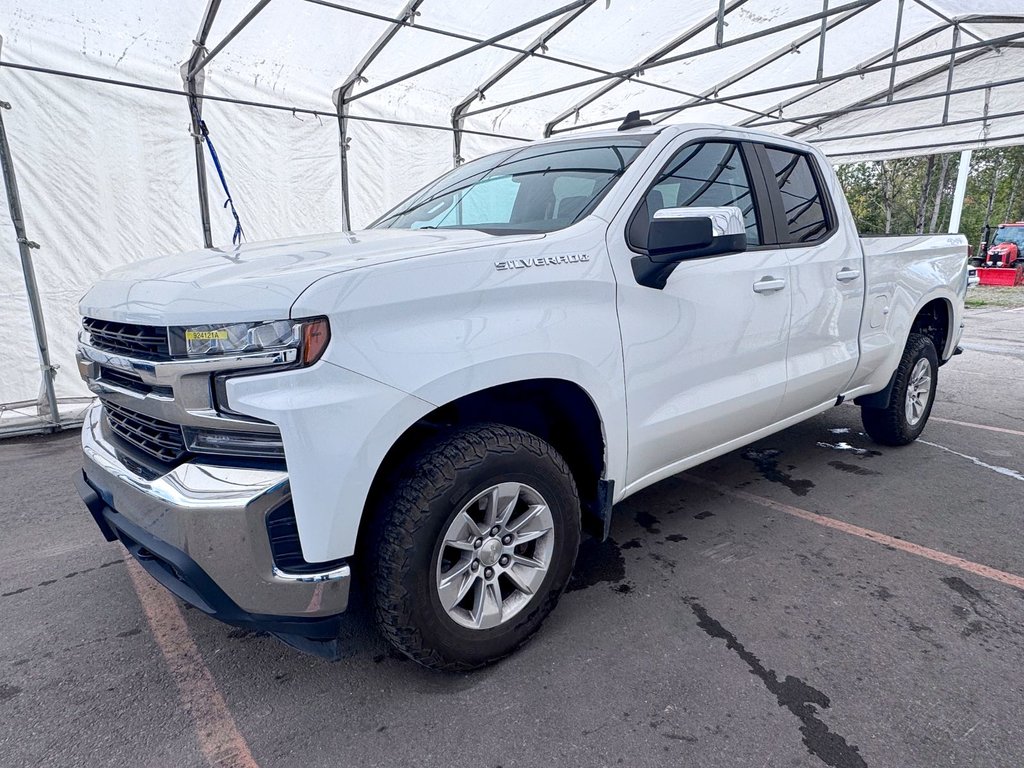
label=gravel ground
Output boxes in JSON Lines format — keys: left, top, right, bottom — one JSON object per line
{"left": 2, "top": 306, "right": 1023, "bottom": 768}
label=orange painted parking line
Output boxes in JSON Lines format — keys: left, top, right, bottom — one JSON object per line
{"left": 124, "top": 556, "right": 260, "bottom": 768}
{"left": 930, "top": 417, "right": 1024, "bottom": 438}
{"left": 684, "top": 476, "right": 1024, "bottom": 593}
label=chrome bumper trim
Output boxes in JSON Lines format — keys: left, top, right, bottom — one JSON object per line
{"left": 81, "top": 402, "right": 349, "bottom": 618}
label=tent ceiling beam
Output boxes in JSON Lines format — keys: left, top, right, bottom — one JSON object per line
{"left": 304, "top": 0, "right": 730, "bottom": 86}
{"left": 782, "top": 36, "right": 1002, "bottom": 136}
{"left": 647, "top": 0, "right": 876, "bottom": 127}
{"left": 461, "top": 0, "right": 879, "bottom": 120}
{"left": 941, "top": 24, "right": 959, "bottom": 123}
{"left": 344, "top": 0, "right": 597, "bottom": 104}
{"left": 737, "top": 19, "right": 950, "bottom": 127}
{"left": 548, "top": 29, "right": 1023, "bottom": 135}
{"left": 187, "top": 0, "right": 273, "bottom": 79}
{"left": 542, "top": 0, "right": 750, "bottom": 137}
{"left": 451, "top": 3, "right": 591, "bottom": 166}
{"left": 912, "top": 0, "right": 990, "bottom": 46}
{"left": 887, "top": 0, "right": 906, "bottom": 102}
{"left": 808, "top": 105, "right": 1024, "bottom": 144}
{"left": 740, "top": 71, "right": 1024, "bottom": 130}
{"left": 833, "top": 130, "right": 1024, "bottom": 159}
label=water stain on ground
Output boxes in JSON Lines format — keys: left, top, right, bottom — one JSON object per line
{"left": 621, "top": 538, "right": 643, "bottom": 550}
{"left": 0, "top": 559, "right": 123, "bottom": 599}
{"left": 665, "top": 533, "right": 688, "bottom": 542}
{"left": 635, "top": 510, "right": 661, "bottom": 534}
{"left": 0, "top": 683, "right": 22, "bottom": 701}
{"left": 567, "top": 538, "right": 626, "bottom": 593}
{"left": 828, "top": 461, "right": 881, "bottom": 477}
{"left": 694, "top": 511, "right": 714, "bottom": 520}
{"left": 687, "top": 599, "right": 866, "bottom": 768}
{"left": 943, "top": 576, "right": 984, "bottom": 602}
{"left": 741, "top": 449, "right": 815, "bottom": 496}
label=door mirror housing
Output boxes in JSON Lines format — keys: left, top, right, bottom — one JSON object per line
{"left": 647, "top": 206, "right": 748, "bottom": 260}
{"left": 633, "top": 206, "right": 748, "bottom": 289}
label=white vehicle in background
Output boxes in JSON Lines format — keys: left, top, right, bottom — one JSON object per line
{"left": 76, "top": 116, "right": 968, "bottom": 670}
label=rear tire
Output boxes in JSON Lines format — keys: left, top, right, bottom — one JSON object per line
{"left": 370, "top": 424, "right": 581, "bottom": 671}
{"left": 861, "top": 332, "right": 938, "bottom": 446}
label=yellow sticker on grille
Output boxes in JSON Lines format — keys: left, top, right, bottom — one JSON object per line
{"left": 185, "top": 329, "right": 229, "bottom": 341}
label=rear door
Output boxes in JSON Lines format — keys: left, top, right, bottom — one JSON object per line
{"left": 756, "top": 144, "right": 865, "bottom": 415}
{"left": 610, "top": 138, "right": 793, "bottom": 489}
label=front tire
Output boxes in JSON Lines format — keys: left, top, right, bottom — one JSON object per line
{"left": 861, "top": 332, "right": 938, "bottom": 446}
{"left": 371, "top": 424, "right": 581, "bottom": 671}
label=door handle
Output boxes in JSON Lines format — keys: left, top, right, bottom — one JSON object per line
{"left": 752, "top": 277, "right": 786, "bottom": 293}
{"left": 836, "top": 268, "right": 861, "bottom": 282}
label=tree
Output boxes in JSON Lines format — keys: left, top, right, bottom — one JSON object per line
{"left": 835, "top": 144, "right": 1024, "bottom": 243}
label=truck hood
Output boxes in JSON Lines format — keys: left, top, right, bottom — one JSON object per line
{"left": 80, "top": 229, "right": 541, "bottom": 325}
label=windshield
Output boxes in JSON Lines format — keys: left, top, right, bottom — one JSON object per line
{"left": 371, "top": 136, "right": 656, "bottom": 235}
{"left": 992, "top": 225, "right": 1024, "bottom": 249}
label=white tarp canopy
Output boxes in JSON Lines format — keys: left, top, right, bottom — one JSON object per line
{"left": 2, "top": 0, "right": 1023, "bottom": 428}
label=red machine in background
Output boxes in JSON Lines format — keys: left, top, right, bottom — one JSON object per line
{"left": 971, "top": 222, "right": 1024, "bottom": 285}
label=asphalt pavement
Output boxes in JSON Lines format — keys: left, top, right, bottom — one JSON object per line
{"left": 2, "top": 306, "right": 1023, "bottom": 768}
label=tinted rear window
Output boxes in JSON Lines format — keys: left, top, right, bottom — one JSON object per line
{"left": 764, "top": 148, "right": 830, "bottom": 243}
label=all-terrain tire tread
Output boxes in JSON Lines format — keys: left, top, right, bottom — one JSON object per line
{"left": 861, "top": 332, "right": 937, "bottom": 446}
{"left": 370, "top": 423, "right": 578, "bottom": 671}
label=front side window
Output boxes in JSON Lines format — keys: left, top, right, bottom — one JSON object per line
{"left": 628, "top": 141, "right": 761, "bottom": 249}
{"left": 764, "top": 147, "right": 830, "bottom": 243}
{"left": 372, "top": 137, "right": 655, "bottom": 235}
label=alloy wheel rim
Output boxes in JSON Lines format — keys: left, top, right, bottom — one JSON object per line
{"left": 905, "top": 357, "right": 933, "bottom": 427}
{"left": 434, "top": 482, "right": 554, "bottom": 630}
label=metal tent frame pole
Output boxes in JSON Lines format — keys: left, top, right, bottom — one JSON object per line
{"left": 0, "top": 99, "right": 61, "bottom": 430}
{"left": 542, "top": 0, "right": 749, "bottom": 137}
{"left": 344, "top": 0, "right": 596, "bottom": 106}
{"left": 542, "top": 29, "right": 1024, "bottom": 135}
{"left": 183, "top": 0, "right": 223, "bottom": 249}
{"left": 948, "top": 149, "right": 972, "bottom": 234}
{"left": 452, "top": 2, "right": 592, "bottom": 166}
{"left": 807, "top": 104, "right": 1024, "bottom": 145}
{"left": 832, "top": 131, "right": 1024, "bottom": 160}
{"left": 738, "top": 21, "right": 954, "bottom": 129}
{"left": 740, "top": 70, "right": 1024, "bottom": 132}
{"left": 462, "top": 0, "right": 880, "bottom": 121}
{"left": 187, "top": 0, "right": 273, "bottom": 79}
{"left": 333, "top": 0, "right": 425, "bottom": 230}
{"left": 647, "top": 0, "right": 875, "bottom": 127}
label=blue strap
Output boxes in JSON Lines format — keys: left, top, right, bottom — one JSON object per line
{"left": 192, "top": 105, "right": 245, "bottom": 246}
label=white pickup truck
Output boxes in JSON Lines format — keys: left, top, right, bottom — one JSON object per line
{"left": 76, "top": 120, "right": 968, "bottom": 670}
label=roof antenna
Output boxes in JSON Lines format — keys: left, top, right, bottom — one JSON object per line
{"left": 618, "top": 110, "right": 652, "bottom": 131}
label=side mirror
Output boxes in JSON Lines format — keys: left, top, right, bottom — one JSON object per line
{"left": 632, "top": 206, "right": 748, "bottom": 289}
{"left": 647, "top": 206, "right": 747, "bottom": 260}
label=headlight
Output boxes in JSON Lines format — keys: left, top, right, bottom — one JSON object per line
{"left": 178, "top": 317, "right": 330, "bottom": 366}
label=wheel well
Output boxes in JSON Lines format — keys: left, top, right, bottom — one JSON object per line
{"left": 358, "top": 380, "right": 606, "bottom": 560}
{"left": 910, "top": 298, "right": 951, "bottom": 358}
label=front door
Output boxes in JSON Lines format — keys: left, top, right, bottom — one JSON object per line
{"left": 610, "top": 139, "right": 792, "bottom": 491}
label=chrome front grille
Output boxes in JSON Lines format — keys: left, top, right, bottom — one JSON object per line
{"left": 83, "top": 318, "right": 171, "bottom": 360}
{"left": 98, "top": 366, "right": 173, "bottom": 398}
{"left": 103, "top": 400, "right": 188, "bottom": 463}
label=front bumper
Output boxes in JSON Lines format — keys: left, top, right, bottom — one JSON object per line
{"left": 78, "top": 402, "right": 350, "bottom": 644}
